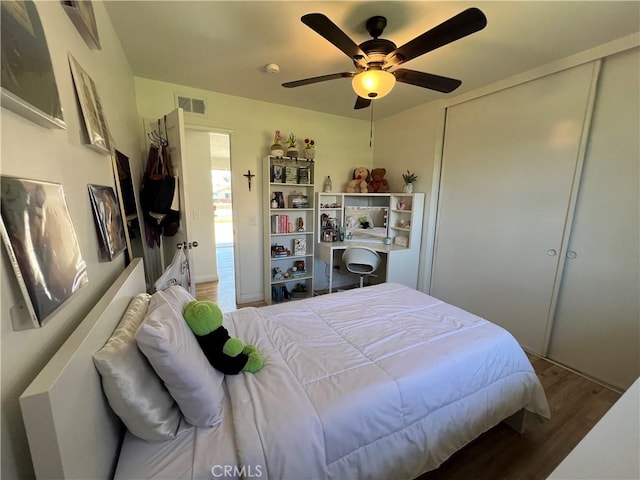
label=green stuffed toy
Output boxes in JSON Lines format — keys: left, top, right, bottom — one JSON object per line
{"left": 183, "top": 300, "right": 263, "bottom": 374}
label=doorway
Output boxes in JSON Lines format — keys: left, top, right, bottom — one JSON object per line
{"left": 185, "top": 129, "right": 236, "bottom": 310}
{"left": 210, "top": 132, "right": 236, "bottom": 311}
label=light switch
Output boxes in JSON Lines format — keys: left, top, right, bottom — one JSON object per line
{"left": 192, "top": 209, "right": 200, "bottom": 220}
{"left": 249, "top": 215, "right": 257, "bottom": 226}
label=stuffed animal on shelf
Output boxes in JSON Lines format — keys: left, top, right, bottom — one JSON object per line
{"left": 369, "top": 168, "right": 390, "bottom": 193}
{"left": 183, "top": 300, "right": 263, "bottom": 374}
{"left": 346, "top": 166, "right": 370, "bottom": 193}
{"left": 273, "top": 266, "right": 284, "bottom": 280}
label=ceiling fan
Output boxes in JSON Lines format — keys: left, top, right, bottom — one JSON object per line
{"left": 282, "top": 8, "right": 487, "bottom": 109}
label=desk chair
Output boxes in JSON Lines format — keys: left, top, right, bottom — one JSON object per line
{"left": 342, "top": 247, "right": 381, "bottom": 288}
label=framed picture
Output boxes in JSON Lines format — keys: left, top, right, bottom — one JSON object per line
{"left": 61, "top": 1, "right": 100, "bottom": 49}
{"left": 68, "top": 53, "right": 112, "bottom": 153}
{"left": 293, "top": 238, "right": 306, "bottom": 256}
{"left": 298, "top": 166, "right": 310, "bottom": 184}
{"left": 87, "top": 184, "right": 127, "bottom": 261}
{"left": 285, "top": 166, "right": 298, "bottom": 184}
{"left": 0, "top": 0, "right": 65, "bottom": 129}
{"left": 271, "top": 164, "right": 283, "bottom": 183}
{"left": 0, "top": 176, "right": 88, "bottom": 327}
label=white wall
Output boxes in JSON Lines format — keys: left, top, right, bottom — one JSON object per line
{"left": 185, "top": 129, "right": 218, "bottom": 282}
{"left": 133, "top": 78, "right": 372, "bottom": 303}
{"left": 0, "top": 2, "right": 140, "bottom": 479}
{"left": 373, "top": 101, "right": 444, "bottom": 291}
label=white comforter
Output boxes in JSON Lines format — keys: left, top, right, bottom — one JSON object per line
{"left": 192, "top": 283, "right": 550, "bottom": 480}
{"left": 116, "top": 283, "right": 549, "bottom": 479}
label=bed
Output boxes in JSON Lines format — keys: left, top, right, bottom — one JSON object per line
{"left": 20, "top": 258, "right": 550, "bottom": 479}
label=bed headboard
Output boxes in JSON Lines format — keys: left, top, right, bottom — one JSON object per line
{"left": 19, "top": 258, "right": 146, "bottom": 479}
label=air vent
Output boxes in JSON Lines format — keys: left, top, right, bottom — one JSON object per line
{"left": 176, "top": 95, "right": 206, "bottom": 115}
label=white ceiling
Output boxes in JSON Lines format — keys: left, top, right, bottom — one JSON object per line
{"left": 104, "top": 1, "right": 640, "bottom": 120}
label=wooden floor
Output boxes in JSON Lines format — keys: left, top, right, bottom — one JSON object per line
{"left": 195, "top": 245, "right": 265, "bottom": 311}
{"left": 197, "top": 255, "right": 621, "bottom": 479}
{"left": 417, "top": 354, "right": 621, "bottom": 480}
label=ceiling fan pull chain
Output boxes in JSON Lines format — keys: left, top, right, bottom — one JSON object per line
{"left": 370, "top": 102, "right": 374, "bottom": 148}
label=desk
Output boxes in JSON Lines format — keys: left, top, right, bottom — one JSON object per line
{"left": 317, "top": 241, "right": 420, "bottom": 293}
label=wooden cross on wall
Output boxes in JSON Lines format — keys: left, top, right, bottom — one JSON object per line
{"left": 243, "top": 170, "right": 256, "bottom": 191}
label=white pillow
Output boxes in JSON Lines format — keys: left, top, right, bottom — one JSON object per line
{"left": 135, "top": 286, "right": 225, "bottom": 427}
{"left": 93, "top": 293, "right": 185, "bottom": 441}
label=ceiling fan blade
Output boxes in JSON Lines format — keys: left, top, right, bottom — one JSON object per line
{"left": 354, "top": 96, "right": 371, "bottom": 110}
{"left": 393, "top": 69, "right": 462, "bottom": 93}
{"left": 386, "top": 8, "right": 487, "bottom": 66}
{"left": 302, "top": 13, "right": 369, "bottom": 63}
{"left": 282, "top": 72, "right": 355, "bottom": 88}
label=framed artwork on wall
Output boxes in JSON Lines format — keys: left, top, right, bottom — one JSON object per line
{"left": 61, "top": 0, "right": 101, "bottom": 50}
{"left": 0, "top": 0, "right": 65, "bottom": 129}
{"left": 88, "top": 184, "right": 127, "bottom": 261}
{"left": 0, "top": 176, "right": 88, "bottom": 327}
{"left": 68, "top": 53, "right": 112, "bottom": 153}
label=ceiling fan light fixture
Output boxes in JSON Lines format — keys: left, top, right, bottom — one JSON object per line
{"left": 352, "top": 69, "right": 396, "bottom": 99}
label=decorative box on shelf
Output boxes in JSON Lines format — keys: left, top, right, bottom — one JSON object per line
{"left": 288, "top": 192, "right": 309, "bottom": 209}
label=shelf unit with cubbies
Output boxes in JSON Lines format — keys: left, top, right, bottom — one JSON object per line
{"left": 388, "top": 193, "right": 422, "bottom": 249}
{"left": 316, "top": 193, "right": 424, "bottom": 248}
{"left": 315, "top": 192, "right": 425, "bottom": 291}
{"left": 263, "top": 156, "right": 315, "bottom": 304}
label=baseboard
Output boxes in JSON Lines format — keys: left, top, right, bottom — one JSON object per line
{"left": 237, "top": 292, "right": 265, "bottom": 305}
{"left": 524, "top": 349, "right": 623, "bottom": 394}
{"left": 195, "top": 274, "right": 219, "bottom": 283}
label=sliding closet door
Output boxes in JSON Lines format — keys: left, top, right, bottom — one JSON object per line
{"left": 548, "top": 49, "right": 639, "bottom": 389}
{"left": 431, "top": 62, "right": 596, "bottom": 354}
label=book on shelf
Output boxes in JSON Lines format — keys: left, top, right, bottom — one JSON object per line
{"left": 271, "top": 284, "right": 290, "bottom": 303}
{"left": 270, "top": 214, "right": 291, "bottom": 234}
{"left": 271, "top": 244, "right": 290, "bottom": 257}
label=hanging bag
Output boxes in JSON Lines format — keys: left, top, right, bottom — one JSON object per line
{"left": 154, "top": 246, "right": 190, "bottom": 292}
{"left": 140, "top": 145, "right": 176, "bottom": 215}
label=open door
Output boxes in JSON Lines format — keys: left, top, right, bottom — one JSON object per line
{"left": 143, "top": 109, "right": 197, "bottom": 297}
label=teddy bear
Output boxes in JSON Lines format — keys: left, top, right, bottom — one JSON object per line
{"left": 183, "top": 300, "right": 263, "bottom": 374}
{"left": 368, "top": 168, "right": 389, "bottom": 193}
{"left": 346, "top": 166, "right": 370, "bottom": 193}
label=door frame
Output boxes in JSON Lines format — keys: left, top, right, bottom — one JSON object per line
{"left": 183, "top": 124, "right": 238, "bottom": 298}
